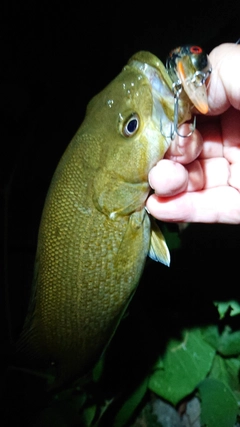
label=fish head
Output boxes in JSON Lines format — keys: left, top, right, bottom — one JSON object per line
{"left": 85, "top": 51, "right": 191, "bottom": 218}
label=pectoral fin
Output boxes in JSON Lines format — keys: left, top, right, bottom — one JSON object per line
{"left": 93, "top": 171, "right": 149, "bottom": 219}
{"left": 148, "top": 217, "right": 170, "bottom": 266}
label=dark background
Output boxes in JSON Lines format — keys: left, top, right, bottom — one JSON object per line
{"left": 2, "top": 1, "right": 240, "bottom": 424}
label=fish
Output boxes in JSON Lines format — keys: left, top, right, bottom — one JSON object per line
{"left": 16, "top": 49, "right": 208, "bottom": 387}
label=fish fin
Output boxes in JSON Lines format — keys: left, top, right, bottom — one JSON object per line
{"left": 93, "top": 171, "right": 149, "bottom": 219}
{"left": 148, "top": 217, "right": 170, "bottom": 266}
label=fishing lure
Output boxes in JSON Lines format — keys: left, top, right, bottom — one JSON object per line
{"left": 164, "top": 44, "right": 212, "bottom": 139}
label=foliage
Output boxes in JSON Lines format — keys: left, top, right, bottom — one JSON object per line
{"left": 58, "top": 302, "right": 240, "bottom": 426}
{"left": 4, "top": 227, "right": 240, "bottom": 426}
{"left": 5, "top": 297, "right": 240, "bottom": 426}
{"left": 90, "top": 304, "right": 240, "bottom": 426}
{"left": 146, "top": 300, "right": 240, "bottom": 426}
{"left": 148, "top": 328, "right": 215, "bottom": 405}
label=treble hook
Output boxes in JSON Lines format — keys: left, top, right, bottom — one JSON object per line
{"left": 189, "top": 69, "right": 212, "bottom": 88}
{"left": 160, "top": 81, "right": 196, "bottom": 140}
{"left": 173, "top": 81, "right": 197, "bottom": 138}
{"left": 160, "top": 44, "right": 212, "bottom": 140}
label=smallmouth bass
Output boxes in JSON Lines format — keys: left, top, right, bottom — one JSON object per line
{"left": 17, "top": 49, "right": 207, "bottom": 386}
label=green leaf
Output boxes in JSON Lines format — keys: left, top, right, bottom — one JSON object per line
{"left": 201, "top": 325, "right": 220, "bottom": 350}
{"left": 202, "top": 323, "right": 240, "bottom": 357}
{"left": 198, "top": 378, "right": 238, "bottom": 427}
{"left": 80, "top": 405, "right": 97, "bottom": 426}
{"left": 92, "top": 356, "right": 105, "bottom": 382}
{"left": 209, "top": 354, "right": 240, "bottom": 392}
{"left": 214, "top": 300, "right": 240, "bottom": 319}
{"left": 218, "top": 325, "right": 240, "bottom": 356}
{"left": 148, "top": 328, "right": 215, "bottom": 405}
{"left": 113, "top": 377, "right": 149, "bottom": 427}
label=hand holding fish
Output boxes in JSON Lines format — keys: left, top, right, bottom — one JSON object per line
{"left": 147, "top": 43, "right": 240, "bottom": 224}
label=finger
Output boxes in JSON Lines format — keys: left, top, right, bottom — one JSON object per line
{"left": 199, "top": 158, "right": 230, "bottom": 188}
{"left": 221, "top": 107, "right": 240, "bottom": 161}
{"left": 165, "top": 126, "right": 203, "bottom": 164}
{"left": 197, "top": 116, "right": 224, "bottom": 159}
{"left": 208, "top": 43, "right": 240, "bottom": 115}
{"left": 185, "top": 161, "right": 204, "bottom": 191}
{"left": 229, "top": 162, "right": 240, "bottom": 192}
{"left": 148, "top": 160, "right": 188, "bottom": 196}
{"left": 198, "top": 108, "right": 240, "bottom": 161}
{"left": 148, "top": 159, "right": 204, "bottom": 196}
{"left": 146, "top": 187, "right": 240, "bottom": 224}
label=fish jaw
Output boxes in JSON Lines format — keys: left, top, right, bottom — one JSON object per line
{"left": 128, "top": 51, "right": 192, "bottom": 144}
{"left": 128, "top": 56, "right": 174, "bottom": 148}
{"left": 127, "top": 53, "right": 179, "bottom": 267}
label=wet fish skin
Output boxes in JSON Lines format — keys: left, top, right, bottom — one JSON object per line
{"left": 17, "top": 51, "right": 192, "bottom": 385}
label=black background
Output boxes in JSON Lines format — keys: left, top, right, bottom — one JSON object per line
{"left": 2, "top": 1, "right": 240, "bottom": 425}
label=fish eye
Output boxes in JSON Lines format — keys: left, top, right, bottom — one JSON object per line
{"left": 123, "top": 113, "right": 140, "bottom": 137}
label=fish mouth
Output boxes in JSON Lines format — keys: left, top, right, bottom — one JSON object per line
{"left": 128, "top": 50, "right": 210, "bottom": 135}
{"left": 128, "top": 51, "right": 181, "bottom": 143}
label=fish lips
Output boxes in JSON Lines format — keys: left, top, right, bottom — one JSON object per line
{"left": 128, "top": 51, "right": 178, "bottom": 144}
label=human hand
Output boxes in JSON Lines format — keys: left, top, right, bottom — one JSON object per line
{"left": 146, "top": 43, "right": 240, "bottom": 224}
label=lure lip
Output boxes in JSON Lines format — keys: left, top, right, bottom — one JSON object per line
{"left": 166, "top": 45, "right": 212, "bottom": 115}
{"left": 176, "top": 60, "right": 210, "bottom": 114}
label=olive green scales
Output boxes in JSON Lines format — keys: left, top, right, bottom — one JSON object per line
{"left": 17, "top": 51, "right": 196, "bottom": 386}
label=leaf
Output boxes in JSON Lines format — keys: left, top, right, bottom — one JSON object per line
{"left": 198, "top": 378, "right": 238, "bottom": 427}
{"left": 214, "top": 300, "right": 240, "bottom": 319}
{"left": 202, "top": 323, "right": 240, "bottom": 357}
{"left": 92, "top": 355, "right": 105, "bottom": 382}
{"left": 201, "top": 325, "right": 220, "bottom": 350}
{"left": 218, "top": 325, "right": 240, "bottom": 356}
{"left": 209, "top": 354, "right": 240, "bottom": 392}
{"left": 80, "top": 405, "right": 97, "bottom": 426}
{"left": 148, "top": 328, "right": 215, "bottom": 405}
{"left": 113, "top": 377, "right": 149, "bottom": 427}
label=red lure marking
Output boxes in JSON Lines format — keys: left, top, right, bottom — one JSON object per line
{"left": 190, "top": 46, "right": 202, "bottom": 54}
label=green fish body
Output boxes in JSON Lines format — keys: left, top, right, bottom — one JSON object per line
{"left": 17, "top": 51, "right": 192, "bottom": 386}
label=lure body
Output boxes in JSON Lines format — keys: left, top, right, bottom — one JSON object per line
{"left": 166, "top": 45, "right": 211, "bottom": 114}
{"left": 17, "top": 49, "right": 208, "bottom": 386}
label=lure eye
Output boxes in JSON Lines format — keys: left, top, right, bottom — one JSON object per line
{"left": 123, "top": 113, "right": 139, "bottom": 137}
{"left": 186, "top": 45, "right": 210, "bottom": 73}
{"left": 190, "top": 45, "right": 203, "bottom": 54}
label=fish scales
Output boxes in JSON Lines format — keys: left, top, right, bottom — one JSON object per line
{"left": 17, "top": 51, "right": 194, "bottom": 386}
{"left": 23, "top": 135, "right": 149, "bottom": 369}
